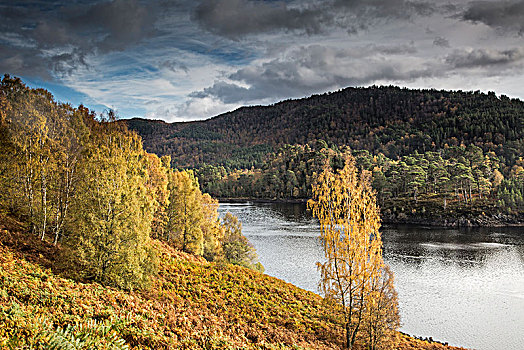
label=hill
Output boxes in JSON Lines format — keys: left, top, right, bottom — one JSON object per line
{"left": 127, "top": 86, "right": 523, "bottom": 170}
{"left": 0, "top": 216, "right": 466, "bottom": 350}
{"left": 127, "top": 86, "right": 524, "bottom": 225}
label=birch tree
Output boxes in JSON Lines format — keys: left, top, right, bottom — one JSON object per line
{"left": 166, "top": 170, "right": 204, "bottom": 255}
{"left": 309, "top": 156, "right": 398, "bottom": 349}
{"left": 65, "top": 121, "right": 157, "bottom": 290}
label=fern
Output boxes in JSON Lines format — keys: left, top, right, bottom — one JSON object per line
{"left": 45, "top": 324, "right": 85, "bottom": 350}
{"left": 42, "top": 319, "right": 128, "bottom": 350}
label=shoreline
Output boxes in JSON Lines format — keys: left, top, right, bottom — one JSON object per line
{"left": 218, "top": 197, "right": 524, "bottom": 228}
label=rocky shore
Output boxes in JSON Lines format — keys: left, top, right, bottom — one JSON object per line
{"left": 382, "top": 212, "right": 524, "bottom": 227}
{"left": 219, "top": 198, "right": 523, "bottom": 227}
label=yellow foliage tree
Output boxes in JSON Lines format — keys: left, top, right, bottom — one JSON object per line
{"left": 167, "top": 170, "right": 204, "bottom": 255}
{"left": 221, "top": 212, "right": 263, "bottom": 272}
{"left": 143, "top": 153, "right": 170, "bottom": 240}
{"left": 66, "top": 122, "right": 157, "bottom": 290}
{"left": 200, "top": 193, "right": 224, "bottom": 261}
{"left": 363, "top": 265, "right": 400, "bottom": 350}
{"left": 308, "top": 156, "right": 398, "bottom": 349}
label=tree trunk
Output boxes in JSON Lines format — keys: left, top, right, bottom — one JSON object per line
{"left": 40, "top": 166, "right": 47, "bottom": 241}
{"left": 346, "top": 322, "right": 351, "bottom": 349}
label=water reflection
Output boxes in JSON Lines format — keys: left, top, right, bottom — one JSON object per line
{"left": 219, "top": 202, "right": 524, "bottom": 350}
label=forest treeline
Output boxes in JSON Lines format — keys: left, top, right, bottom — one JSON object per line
{"left": 127, "top": 85, "right": 523, "bottom": 172}
{"left": 127, "top": 85, "right": 523, "bottom": 223}
{"left": 195, "top": 141, "right": 523, "bottom": 221}
{"left": 0, "top": 75, "right": 261, "bottom": 291}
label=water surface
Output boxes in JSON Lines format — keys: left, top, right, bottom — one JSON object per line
{"left": 219, "top": 202, "right": 524, "bottom": 350}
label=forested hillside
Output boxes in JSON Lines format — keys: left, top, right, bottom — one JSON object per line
{"left": 0, "top": 75, "right": 263, "bottom": 289}
{"left": 128, "top": 86, "right": 523, "bottom": 225}
{"left": 127, "top": 86, "right": 523, "bottom": 170}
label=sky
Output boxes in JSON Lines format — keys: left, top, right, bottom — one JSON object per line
{"left": 1, "top": 0, "right": 523, "bottom": 122}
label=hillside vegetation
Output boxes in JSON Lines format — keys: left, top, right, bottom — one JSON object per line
{"left": 127, "top": 87, "right": 523, "bottom": 225}
{"left": 127, "top": 86, "right": 523, "bottom": 170}
{"left": 0, "top": 75, "right": 262, "bottom": 292}
{"left": 0, "top": 217, "right": 466, "bottom": 350}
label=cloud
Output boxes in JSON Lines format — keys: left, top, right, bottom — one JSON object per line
{"left": 461, "top": 0, "right": 524, "bottom": 35}
{"left": 193, "top": 44, "right": 438, "bottom": 103}
{"left": 174, "top": 96, "right": 238, "bottom": 122}
{"left": 333, "top": 0, "right": 435, "bottom": 19}
{"left": 159, "top": 60, "right": 189, "bottom": 73}
{"left": 445, "top": 47, "right": 524, "bottom": 68}
{"left": 193, "top": 0, "right": 437, "bottom": 38}
{"left": 2, "top": 0, "right": 524, "bottom": 122}
{"left": 66, "top": 0, "right": 158, "bottom": 52}
{"left": 32, "top": 21, "right": 71, "bottom": 48}
{"left": 0, "top": 0, "right": 159, "bottom": 78}
{"left": 433, "top": 36, "right": 450, "bottom": 48}
{"left": 0, "top": 44, "right": 53, "bottom": 80}
{"left": 193, "top": 0, "right": 327, "bottom": 39}
{"left": 50, "top": 48, "right": 89, "bottom": 77}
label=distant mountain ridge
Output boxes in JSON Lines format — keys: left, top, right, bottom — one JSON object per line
{"left": 126, "top": 86, "right": 523, "bottom": 169}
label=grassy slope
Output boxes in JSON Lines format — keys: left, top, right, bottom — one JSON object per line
{"left": 0, "top": 217, "right": 466, "bottom": 349}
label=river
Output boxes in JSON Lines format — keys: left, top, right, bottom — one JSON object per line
{"left": 218, "top": 201, "right": 524, "bottom": 350}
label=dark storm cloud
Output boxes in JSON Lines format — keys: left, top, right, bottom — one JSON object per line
{"left": 462, "top": 0, "right": 524, "bottom": 35}
{"left": 0, "top": 0, "right": 158, "bottom": 78}
{"left": 193, "top": 0, "right": 327, "bottom": 38}
{"left": 193, "top": 0, "right": 437, "bottom": 38}
{"left": 32, "top": 21, "right": 71, "bottom": 48}
{"left": 65, "top": 0, "right": 158, "bottom": 52}
{"left": 0, "top": 44, "right": 53, "bottom": 80}
{"left": 445, "top": 48, "right": 524, "bottom": 68}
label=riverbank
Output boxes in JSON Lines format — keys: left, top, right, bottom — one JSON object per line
{"left": 218, "top": 197, "right": 308, "bottom": 204}
{"left": 218, "top": 197, "right": 524, "bottom": 227}
{"left": 381, "top": 212, "right": 524, "bottom": 227}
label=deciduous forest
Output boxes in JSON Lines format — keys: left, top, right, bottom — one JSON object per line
{"left": 0, "top": 75, "right": 262, "bottom": 291}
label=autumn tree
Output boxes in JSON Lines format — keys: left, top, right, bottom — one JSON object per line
{"left": 221, "top": 212, "right": 263, "bottom": 272}
{"left": 143, "top": 153, "right": 170, "bottom": 240}
{"left": 0, "top": 87, "right": 13, "bottom": 211}
{"left": 308, "top": 156, "right": 399, "bottom": 349}
{"left": 363, "top": 265, "right": 400, "bottom": 350}
{"left": 64, "top": 120, "right": 157, "bottom": 290}
{"left": 200, "top": 193, "right": 224, "bottom": 261}
{"left": 166, "top": 170, "right": 204, "bottom": 255}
